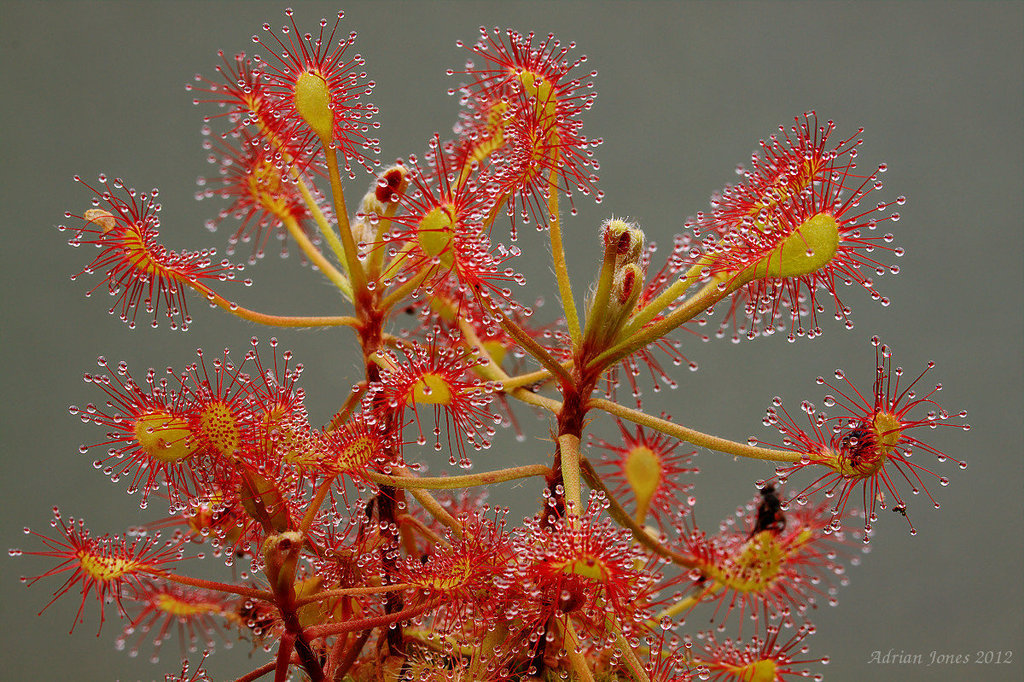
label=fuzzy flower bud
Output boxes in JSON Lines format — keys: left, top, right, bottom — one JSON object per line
{"left": 602, "top": 218, "right": 645, "bottom": 266}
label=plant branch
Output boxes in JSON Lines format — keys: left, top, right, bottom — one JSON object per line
{"left": 364, "top": 464, "right": 551, "bottom": 490}
{"left": 589, "top": 398, "right": 802, "bottom": 463}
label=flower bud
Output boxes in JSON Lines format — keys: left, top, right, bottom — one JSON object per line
{"left": 262, "top": 531, "right": 303, "bottom": 596}
{"left": 612, "top": 263, "right": 644, "bottom": 311}
{"left": 353, "top": 165, "right": 411, "bottom": 249}
{"left": 602, "top": 218, "right": 644, "bottom": 266}
{"left": 374, "top": 165, "right": 410, "bottom": 205}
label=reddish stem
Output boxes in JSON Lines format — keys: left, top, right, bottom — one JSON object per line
{"left": 303, "top": 597, "right": 441, "bottom": 640}
{"left": 274, "top": 634, "right": 295, "bottom": 682}
{"left": 234, "top": 660, "right": 280, "bottom": 682}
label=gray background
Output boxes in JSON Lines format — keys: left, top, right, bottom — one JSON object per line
{"left": 2, "top": 1, "right": 1021, "bottom": 680}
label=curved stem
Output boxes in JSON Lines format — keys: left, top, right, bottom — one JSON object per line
{"left": 654, "top": 583, "right": 721, "bottom": 621}
{"left": 291, "top": 174, "right": 335, "bottom": 250}
{"left": 622, "top": 259, "right": 709, "bottom": 335}
{"left": 398, "top": 512, "right": 448, "bottom": 547}
{"left": 299, "top": 476, "right": 337, "bottom": 535}
{"left": 378, "top": 264, "right": 434, "bottom": 313}
{"left": 590, "top": 398, "right": 802, "bottom": 463}
{"left": 235, "top": 660, "right": 279, "bottom": 682}
{"left": 263, "top": 123, "right": 347, "bottom": 287}
{"left": 612, "top": 625, "right": 651, "bottom": 682}
{"left": 559, "top": 619, "right": 596, "bottom": 682}
{"left": 455, "top": 314, "right": 508, "bottom": 383}
{"left": 326, "top": 381, "right": 368, "bottom": 432}
{"left": 367, "top": 201, "right": 400, "bottom": 282}
{"left": 193, "top": 282, "right": 358, "bottom": 328}
{"left": 502, "top": 366, "right": 558, "bottom": 391}
{"left": 405, "top": 487, "right": 463, "bottom": 539}
{"left": 476, "top": 293, "right": 574, "bottom": 388}
{"left": 508, "top": 386, "right": 563, "bottom": 413}
{"left": 482, "top": 191, "right": 510, "bottom": 231}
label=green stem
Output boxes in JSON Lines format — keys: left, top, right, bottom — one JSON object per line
{"left": 406, "top": 486, "right": 463, "bottom": 539}
{"left": 398, "top": 512, "right": 448, "bottom": 547}
{"left": 454, "top": 314, "right": 508, "bottom": 382}
{"left": 322, "top": 143, "right": 368, "bottom": 297}
{"left": 560, "top": 619, "right": 596, "bottom": 682}
{"left": 292, "top": 174, "right": 336, "bottom": 251}
{"left": 547, "top": 160, "right": 582, "bottom": 344}
{"left": 477, "top": 293, "right": 574, "bottom": 388}
{"left": 612, "top": 626, "right": 651, "bottom": 682}
{"left": 501, "top": 366, "right": 558, "bottom": 391}
{"left": 595, "top": 278, "right": 740, "bottom": 370}
{"left": 192, "top": 283, "right": 358, "bottom": 328}
{"left": 582, "top": 232, "right": 621, "bottom": 345}
{"left": 377, "top": 264, "right": 434, "bottom": 313}
{"left": 654, "top": 583, "right": 721, "bottom": 621}
{"left": 281, "top": 214, "right": 352, "bottom": 298}
{"left": 621, "top": 259, "right": 709, "bottom": 335}
{"left": 482, "top": 191, "right": 510, "bottom": 231}
{"left": 367, "top": 200, "right": 400, "bottom": 282}
{"left": 559, "top": 433, "right": 584, "bottom": 517}
{"left": 589, "top": 398, "right": 801, "bottom": 463}
{"left": 364, "top": 464, "right": 551, "bottom": 490}
{"left": 508, "top": 386, "right": 563, "bottom": 413}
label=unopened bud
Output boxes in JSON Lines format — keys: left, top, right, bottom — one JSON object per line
{"left": 375, "top": 165, "right": 409, "bottom": 204}
{"left": 262, "top": 531, "right": 303, "bottom": 595}
{"left": 613, "top": 263, "right": 644, "bottom": 310}
{"left": 601, "top": 218, "right": 645, "bottom": 266}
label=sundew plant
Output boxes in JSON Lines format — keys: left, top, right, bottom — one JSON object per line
{"left": 14, "top": 8, "right": 973, "bottom": 681}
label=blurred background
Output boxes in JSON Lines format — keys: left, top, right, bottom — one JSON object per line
{"left": 2, "top": 1, "right": 1021, "bottom": 680}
